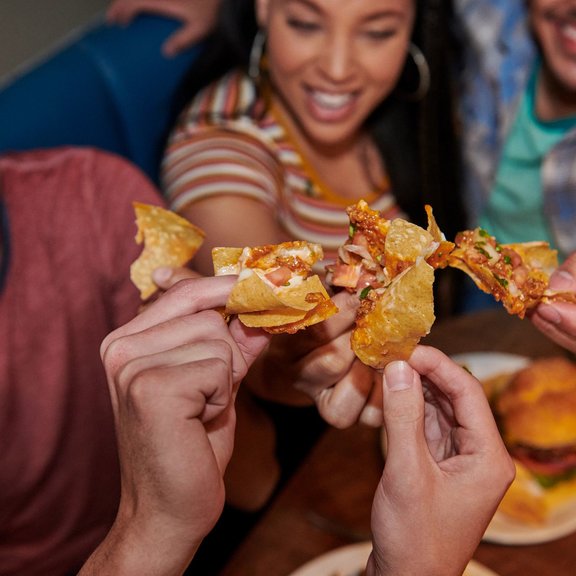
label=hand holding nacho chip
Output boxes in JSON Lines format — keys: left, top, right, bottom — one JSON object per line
{"left": 212, "top": 241, "right": 338, "bottom": 334}
{"left": 130, "top": 202, "right": 205, "bottom": 299}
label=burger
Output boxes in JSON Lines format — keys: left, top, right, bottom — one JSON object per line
{"left": 493, "top": 356, "right": 576, "bottom": 523}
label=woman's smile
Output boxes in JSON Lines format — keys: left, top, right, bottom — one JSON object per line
{"left": 305, "top": 87, "right": 359, "bottom": 122}
{"left": 558, "top": 17, "right": 576, "bottom": 56}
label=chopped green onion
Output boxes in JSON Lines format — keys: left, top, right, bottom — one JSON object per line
{"left": 359, "top": 286, "right": 372, "bottom": 300}
{"left": 474, "top": 245, "right": 490, "bottom": 258}
{"left": 493, "top": 275, "right": 508, "bottom": 287}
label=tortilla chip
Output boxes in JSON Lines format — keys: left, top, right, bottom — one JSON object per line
{"left": 508, "top": 242, "right": 559, "bottom": 274}
{"left": 244, "top": 293, "right": 340, "bottom": 334}
{"left": 351, "top": 260, "right": 435, "bottom": 369}
{"left": 542, "top": 291, "right": 576, "bottom": 305}
{"left": 448, "top": 236, "right": 564, "bottom": 317}
{"left": 226, "top": 273, "right": 327, "bottom": 314}
{"left": 212, "top": 241, "right": 338, "bottom": 333}
{"left": 424, "top": 205, "right": 455, "bottom": 268}
{"left": 130, "top": 202, "right": 205, "bottom": 299}
{"left": 425, "top": 205, "right": 443, "bottom": 242}
{"left": 384, "top": 219, "right": 435, "bottom": 277}
{"left": 212, "top": 247, "right": 244, "bottom": 275}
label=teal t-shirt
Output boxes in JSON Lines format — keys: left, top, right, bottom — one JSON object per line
{"left": 479, "top": 64, "right": 576, "bottom": 248}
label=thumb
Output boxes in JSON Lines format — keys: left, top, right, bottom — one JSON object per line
{"left": 381, "top": 361, "right": 426, "bottom": 468}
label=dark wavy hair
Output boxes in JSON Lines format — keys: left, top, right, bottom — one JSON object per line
{"left": 172, "top": 0, "right": 464, "bottom": 240}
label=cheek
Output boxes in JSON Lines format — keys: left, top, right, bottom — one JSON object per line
{"left": 366, "top": 46, "right": 409, "bottom": 95}
{"left": 266, "top": 35, "right": 310, "bottom": 77}
{"left": 537, "top": 27, "right": 576, "bottom": 89}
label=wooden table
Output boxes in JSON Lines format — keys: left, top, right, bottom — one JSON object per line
{"left": 220, "top": 310, "right": 574, "bottom": 576}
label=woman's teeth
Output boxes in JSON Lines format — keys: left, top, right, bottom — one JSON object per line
{"left": 562, "top": 22, "right": 576, "bottom": 41}
{"left": 312, "top": 91, "right": 353, "bottom": 110}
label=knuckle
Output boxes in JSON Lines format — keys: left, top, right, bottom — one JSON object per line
{"left": 101, "top": 334, "right": 136, "bottom": 375}
{"left": 311, "top": 350, "right": 352, "bottom": 380}
{"left": 317, "top": 396, "right": 358, "bottom": 429}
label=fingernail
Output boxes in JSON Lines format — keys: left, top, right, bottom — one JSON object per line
{"left": 537, "top": 303, "right": 562, "bottom": 325}
{"left": 152, "top": 267, "right": 172, "bottom": 283}
{"left": 549, "top": 270, "right": 575, "bottom": 291}
{"left": 384, "top": 361, "right": 413, "bottom": 391}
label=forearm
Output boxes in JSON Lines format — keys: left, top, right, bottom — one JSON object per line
{"left": 78, "top": 516, "right": 200, "bottom": 576}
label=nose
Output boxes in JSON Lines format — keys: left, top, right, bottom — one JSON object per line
{"left": 317, "top": 34, "right": 356, "bottom": 83}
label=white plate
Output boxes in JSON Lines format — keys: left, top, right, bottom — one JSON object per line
{"left": 450, "top": 351, "right": 531, "bottom": 383}
{"left": 287, "top": 541, "right": 498, "bottom": 576}
{"left": 484, "top": 499, "right": 576, "bottom": 545}
{"left": 453, "top": 352, "right": 576, "bottom": 545}
{"left": 287, "top": 541, "right": 371, "bottom": 576}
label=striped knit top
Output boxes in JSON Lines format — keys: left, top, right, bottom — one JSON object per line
{"left": 162, "top": 70, "right": 403, "bottom": 261}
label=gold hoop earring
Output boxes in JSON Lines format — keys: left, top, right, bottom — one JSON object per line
{"left": 399, "top": 42, "right": 431, "bottom": 101}
{"left": 248, "top": 29, "right": 267, "bottom": 83}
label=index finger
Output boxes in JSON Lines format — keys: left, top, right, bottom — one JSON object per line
{"left": 103, "top": 276, "right": 237, "bottom": 346}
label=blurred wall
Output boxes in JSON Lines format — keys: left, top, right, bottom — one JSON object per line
{"left": 0, "top": 0, "right": 108, "bottom": 84}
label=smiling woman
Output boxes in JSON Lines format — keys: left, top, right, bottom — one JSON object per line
{"left": 162, "top": 0, "right": 463, "bottom": 274}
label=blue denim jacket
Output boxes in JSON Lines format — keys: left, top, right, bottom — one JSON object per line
{"left": 453, "top": 0, "right": 575, "bottom": 258}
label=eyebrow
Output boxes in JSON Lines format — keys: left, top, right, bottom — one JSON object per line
{"left": 285, "top": 0, "right": 405, "bottom": 22}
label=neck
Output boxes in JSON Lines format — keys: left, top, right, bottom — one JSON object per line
{"left": 269, "top": 93, "right": 385, "bottom": 199}
{"left": 271, "top": 92, "right": 358, "bottom": 159}
{"left": 536, "top": 66, "right": 576, "bottom": 121}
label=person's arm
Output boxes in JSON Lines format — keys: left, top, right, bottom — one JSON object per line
{"left": 367, "top": 346, "right": 514, "bottom": 576}
{"left": 78, "top": 276, "right": 269, "bottom": 575}
{"left": 106, "top": 0, "right": 221, "bottom": 56}
{"left": 163, "top": 126, "right": 290, "bottom": 275}
{"left": 531, "top": 252, "right": 576, "bottom": 354}
{"left": 180, "top": 194, "right": 288, "bottom": 276}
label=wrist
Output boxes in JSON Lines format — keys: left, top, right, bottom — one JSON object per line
{"left": 78, "top": 513, "right": 203, "bottom": 576}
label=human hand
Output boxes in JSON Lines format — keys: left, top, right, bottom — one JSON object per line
{"left": 106, "top": 0, "right": 220, "bottom": 56}
{"left": 243, "top": 289, "right": 384, "bottom": 429}
{"left": 155, "top": 273, "right": 381, "bottom": 429}
{"left": 366, "top": 346, "right": 514, "bottom": 576}
{"left": 531, "top": 253, "right": 576, "bottom": 354}
{"left": 79, "top": 276, "right": 269, "bottom": 575}
{"left": 135, "top": 266, "right": 202, "bottom": 313}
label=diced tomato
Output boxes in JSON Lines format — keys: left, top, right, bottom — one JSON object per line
{"left": 330, "top": 263, "right": 361, "bottom": 289}
{"left": 265, "top": 266, "right": 293, "bottom": 287}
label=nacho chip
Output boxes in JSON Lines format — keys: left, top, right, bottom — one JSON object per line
{"left": 212, "top": 241, "right": 338, "bottom": 333}
{"left": 212, "top": 247, "right": 244, "bottom": 275}
{"left": 238, "top": 278, "right": 337, "bottom": 333}
{"left": 351, "top": 259, "right": 435, "bottom": 369}
{"left": 130, "top": 202, "right": 205, "bottom": 299}
{"left": 425, "top": 205, "right": 455, "bottom": 268}
{"left": 448, "top": 229, "right": 575, "bottom": 317}
{"left": 384, "top": 219, "right": 435, "bottom": 277}
{"left": 329, "top": 202, "right": 446, "bottom": 368}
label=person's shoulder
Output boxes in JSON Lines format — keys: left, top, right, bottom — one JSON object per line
{"left": 179, "top": 69, "right": 260, "bottom": 127}
{"left": 0, "top": 146, "right": 148, "bottom": 185}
